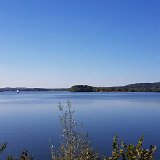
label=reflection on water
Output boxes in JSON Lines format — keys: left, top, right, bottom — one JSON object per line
{"left": 0, "top": 91, "right": 160, "bottom": 159}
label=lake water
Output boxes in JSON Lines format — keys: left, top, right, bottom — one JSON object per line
{"left": 0, "top": 91, "right": 160, "bottom": 159}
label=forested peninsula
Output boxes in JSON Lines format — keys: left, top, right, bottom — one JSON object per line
{"left": 69, "top": 82, "right": 160, "bottom": 92}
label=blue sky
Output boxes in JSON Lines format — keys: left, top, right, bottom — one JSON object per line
{"left": 0, "top": 0, "right": 160, "bottom": 88}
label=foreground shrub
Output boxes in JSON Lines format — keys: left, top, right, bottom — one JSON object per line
{"left": 0, "top": 144, "right": 33, "bottom": 160}
{"left": 7, "top": 150, "right": 33, "bottom": 160}
{"left": 105, "top": 136, "right": 156, "bottom": 160}
{"left": 50, "top": 101, "right": 99, "bottom": 160}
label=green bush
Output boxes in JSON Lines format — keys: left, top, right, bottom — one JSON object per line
{"left": 0, "top": 143, "right": 33, "bottom": 160}
{"left": 105, "top": 136, "right": 156, "bottom": 160}
{"left": 7, "top": 150, "right": 33, "bottom": 160}
{"left": 50, "top": 101, "right": 99, "bottom": 160}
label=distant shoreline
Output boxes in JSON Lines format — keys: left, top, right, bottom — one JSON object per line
{"left": 0, "top": 88, "right": 68, "bottom": 92}
{"left": 1, "top": 82, "right": 160, "bottom": 92}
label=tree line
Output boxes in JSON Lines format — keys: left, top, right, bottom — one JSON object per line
{"left": 69, "top": 83, "right": 160, "bottom": 92}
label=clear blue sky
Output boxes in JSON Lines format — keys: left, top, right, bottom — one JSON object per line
{"left": 0, "top": 0, "right": 160, "bottom": 88}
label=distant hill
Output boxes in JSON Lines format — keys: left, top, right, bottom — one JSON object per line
{"left": 69, "top": 82, "right": 160, "bottom": 92}
{"left": 125, "top": 82, "right": 160, "bottom": 89}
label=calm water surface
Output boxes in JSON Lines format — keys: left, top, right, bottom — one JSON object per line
{"left": 0, "top": 91, "right": 160, "bottom": 159}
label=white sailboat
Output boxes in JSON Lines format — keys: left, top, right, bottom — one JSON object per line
{"left": 17, "top": 90, "right": 19, "bottom": 93}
